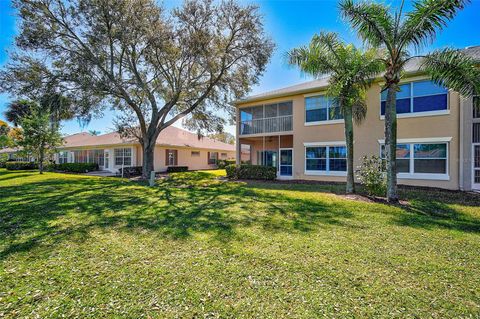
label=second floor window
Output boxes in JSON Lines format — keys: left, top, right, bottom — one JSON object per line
{"left": 381, "top": 80, "right": 448, "bottom": 115}
{"left": 305, "top": 95, "right": 343, "bottom": 123}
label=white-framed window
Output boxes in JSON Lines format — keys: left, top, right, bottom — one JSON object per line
{"left": 305, "top": 144, "right": 347, "bottom": 175}
{"left": 305, "top": 95, "right": 343, "bottom": 123}
{"left": 58, "top": 151, "right": 69, "bottom": 164}
{"left": 114, "top": 148, "right": 132, "bottom": 166}
{"left": 380, "top": 141, "right": 448, "bottom": 179}
{"left": 380, "top": 80, "right": 448, "bottom": 116}
{"left": 221, "top": 152, "right": 228, "bottom": 158}
{"left": 166, "top": 149, "right": 177, "bottom": 166}
{"left": 191, "top": 151, "right": 200, "bottom": 157}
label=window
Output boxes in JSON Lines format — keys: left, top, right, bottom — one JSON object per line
{"left": 114, "top": 148, "right": 132, "bottom": 166}
{"left": 73, "top": 150, "right": 88, "bottom": 163}
{"left": 305, "top": 95, "right": 343, "bottom": 123}
{"left": 257, "top": 151, "right": 277, "bottom": 167}
{"left": 474, "top": 96, "right": 480, "bottom": 119}
{"left": 166, "top": 149, "right": 177, "bottom": 166}
{"left": 58, "top": 151, "right": 68, "bottom": 164}
{"left": 381, "top": 80, "right": 448, "bottom": 115}
{"left": 191, "top": 151, "right": 200, "bottom": 157}
{"left": 88, "top": 149, "right": 105, "bottom": 166}
{"left": 208, "top": 152, "right": 218, "bottom": 165}
{"left": 221, "top": 153, "right": 228, "bottom": 158}
{"left": 305, "top": 145, "right": 346, "bottom": 172}
{"left": 380, "top": 142, "right": 448, "bottom": 176}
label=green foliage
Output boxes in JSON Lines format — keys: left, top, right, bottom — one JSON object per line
{"left": 167, "top": 166, "right": 189, "bottom": 173}
{"left": 356, "top": 156, "right": 387, "bottom": 197}
{"left": 208, "top": 132, "right": 235, "bottom": 145}
{"left": 5, "top": 161, "right": 38, "bottom": 170}
{"left": 55, "top": 163, "right": 99, "bottom": 173}
{"left": 226, "top": 164, "right": 277, "bottom": 180}
{"left": 0, "top": 153, "right": 9, "bottom": 168}
{"left": 18, "top": 109, "right": 63, "bottom": 173}
{"left": 217, "top": 159, "right": 235, "bottom": 169}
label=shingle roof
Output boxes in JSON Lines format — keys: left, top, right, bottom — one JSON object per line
{"left": 0, "top": 126, "right": 235, "bottom": 153}
{"left": 236, "top": 45, "right": 480, "bottom": 104}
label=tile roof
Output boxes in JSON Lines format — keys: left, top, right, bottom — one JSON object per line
{"left": 63, "top": 126, "right": 235, "bottom": 151}
{"left": 236, "top": 45, "right": 480, "bottom": 104}
{"left": 0, "top": 126, "right": 235, "bottom": 153}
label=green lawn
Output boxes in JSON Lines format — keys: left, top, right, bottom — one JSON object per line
{"left": 0, "top": 168, "right": 479, "bottom": 318}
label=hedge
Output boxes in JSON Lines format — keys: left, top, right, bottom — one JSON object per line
{"left": 167, "top": 166, "right": 188, "bottom": 173}
{"left": 5, "top": 161, "right": 38, "bottom": 170}
{"left": 118, "top": 166, "right": 143, "bottom": 178}
{"left": 217, "top": 159, "right": 236, "bottom": 169}
{"left": 225, "top": 164, "right": 276, "bottom": 180}
{"left": 55, "top": 163, "right": 99, "bottom": 173}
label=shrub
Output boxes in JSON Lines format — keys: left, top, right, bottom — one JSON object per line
{"left": 356, "top": 155, "right": 386, "bottom": 196}
{"left": 55, "top": 162, "right": 99, "bottom": 173}
{"left": 5, "top": 161, "right": 38, "bottom": 170}
{"left": 217, "top": 159, "right": 235, "bottom": 169}
{"left": 226, "top": 164, "right": 276, "bottom": 180}
{"left": 0, "top": 154, "right": 9, "bottom": 168}
{"left": 167, "top": 166, "right": 188, "bottom": 173}
{"left": 118, "top": 166, "right": 143, "bottom": 178}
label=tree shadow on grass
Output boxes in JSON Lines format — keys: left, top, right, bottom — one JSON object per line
{"left": 0, "top": 171, "right": 358, "bottom": 260}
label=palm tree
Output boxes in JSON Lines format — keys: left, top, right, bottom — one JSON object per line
{"left": 288, "top": 32, "right": 383, "bottom": 193}
{"left": 340, "top": 0, "right": 480, "bottom": 202}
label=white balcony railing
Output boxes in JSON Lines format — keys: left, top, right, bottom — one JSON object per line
{"left": 240, "top": 115, "right": 293, "bottom": 135}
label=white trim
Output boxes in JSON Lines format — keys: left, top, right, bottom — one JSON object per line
{"left": 398, "top": 173, "right": 450, "bottom": 181}
{"left": 304, "top": 170, "right": 347, "bottom": 177}
{"left": 304, "top": 141, "right": 346, "bottom": 147}
{"left": 379, "top": 109, "right": 450, "bottom": 120}
{"left": 304, "top": 91, "right": 327, "bottom": 98}
{"left": 377, "top": 137, "right": 452, "bottom": 144}
{"left": 304, "top": 119, "right": 344, "bottom": 126}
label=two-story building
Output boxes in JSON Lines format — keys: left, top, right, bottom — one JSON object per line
{"left": 235, "top": 46, "right": 480, "bottom": 191}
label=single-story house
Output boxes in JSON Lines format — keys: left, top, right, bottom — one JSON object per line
{"left": 1, "top": 126, "right": 236, "bottom": 173}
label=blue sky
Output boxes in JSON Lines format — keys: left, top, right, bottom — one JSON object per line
{"left": 1, "top": 0, "right": 479, "bottom": 136}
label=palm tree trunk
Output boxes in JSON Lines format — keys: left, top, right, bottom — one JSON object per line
{"left": 385, "top": 85, "right": 398, "bottom": 202}
{"left": 344, "top": 105, "right": 355, "bottom": 193}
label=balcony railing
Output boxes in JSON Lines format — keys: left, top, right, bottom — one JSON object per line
{"left": 240, "top": 115, "right": 293, "bottom": 135}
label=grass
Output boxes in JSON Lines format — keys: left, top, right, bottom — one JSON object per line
{"left": 0, "top": 168, "right": 479, "bottom": 318}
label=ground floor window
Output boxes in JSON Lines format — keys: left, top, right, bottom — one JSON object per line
{"left": 166, "top": 149, "right": 178, "bottom": 166}
{"left": 114, "top": 148, "right": 132, "bottom": 166}
{"left": 305, "top": 145, "right": 346, "bottom": 172}
{"left": 58, "top": 151, "right": 68, "bottom": 164}
{"left": 221, "top": 152, "right": 228, "bottom": 159}
{"left": 380, "top": 142, "right": 448, "bottom": 175}
{"left": 191, "top": 151, "right": 200, "bottom": 157}
{"left": 88, "top": 149, "right": 105, "bottom": 166}
{"left": 73, "top": 150, "right": 88, "bottom": 163}
{"left": 208, "top": 152, "right": 218, "bottom": 165}
{"left": 257, "top": 150, "right": 277, "bottom": 167}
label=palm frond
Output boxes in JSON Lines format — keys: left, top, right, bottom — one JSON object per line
{"left": 421, "top": 48, "right": 480, "bottom": 97}
{"left": 352, "top": 93, "right": 368, "bottom": 125}
{"left": 339, "top": 0, "right": 395, "bottom": 51}
{"left": 400, "top": 0, "right": 470, "bottom": 51}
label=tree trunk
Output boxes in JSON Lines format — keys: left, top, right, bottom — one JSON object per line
{"left": 344, "top": 105, "right": 355, "bottom": 194}
{"left": 385, "top": 85, "right": 398, "bottom": 202}
{"left": 142, "top": 136, "right": 155, "bottom": 179}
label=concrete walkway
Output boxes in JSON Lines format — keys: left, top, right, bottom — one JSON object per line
{"left": 84, "top": 170, "right": 117, "bottom": 177}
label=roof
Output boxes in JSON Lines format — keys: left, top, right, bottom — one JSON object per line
{"left": 236, "top": 45, "right": 480, "bottom": 104}
{"left": 62, "top": 126, "right": 235, "bottom": 151}
{"left": 0, "top": 126, "right": 236, "bottom": 154}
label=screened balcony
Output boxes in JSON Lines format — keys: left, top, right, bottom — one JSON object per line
{"left": 240, "top": 101, "right": 293, "bottom": 135}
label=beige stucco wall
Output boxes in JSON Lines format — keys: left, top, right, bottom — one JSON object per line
{"left": 237, "top": 75, "right": 462, "bottom": 189}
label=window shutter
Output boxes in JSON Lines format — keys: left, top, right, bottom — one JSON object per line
{"left": 165, "top": 149, "right": 169, "bottom": 166}
{"left": 207, "top": 152, "right": 210, "bottom": 164}
{"left": 174, "top": 150, "right": 178, "bottom": 166}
